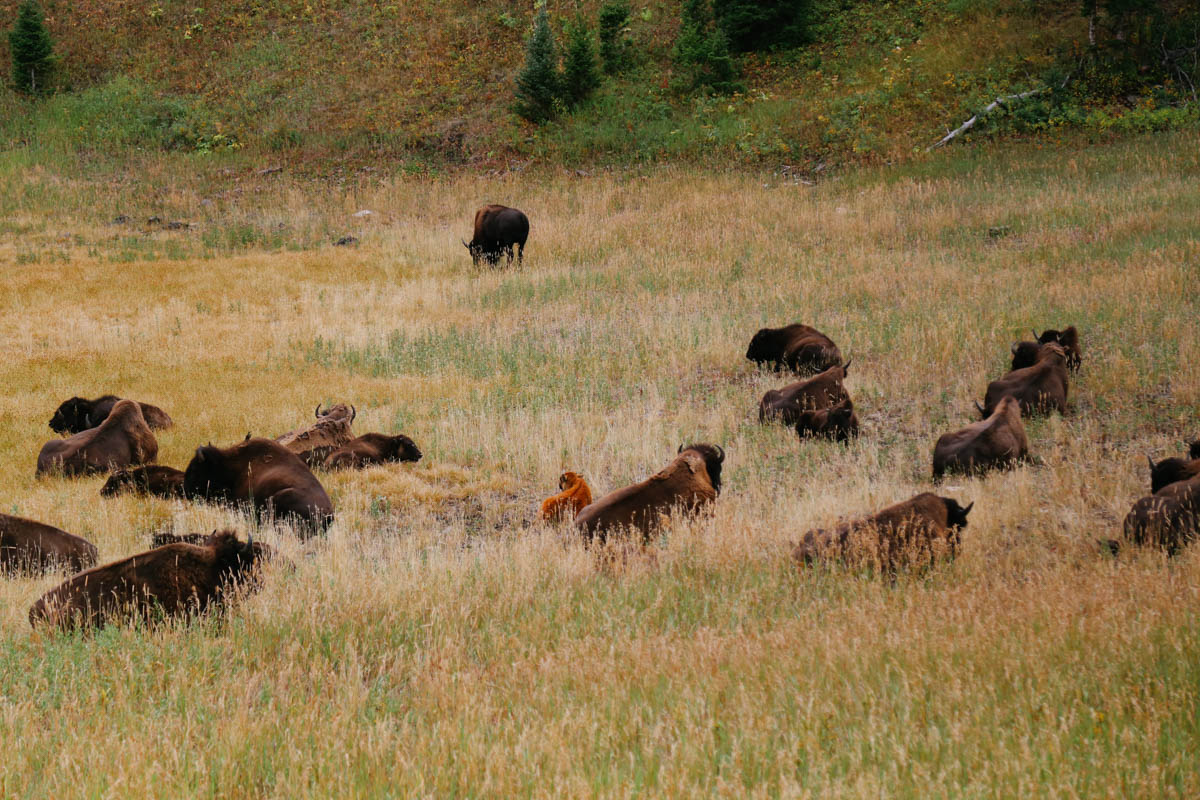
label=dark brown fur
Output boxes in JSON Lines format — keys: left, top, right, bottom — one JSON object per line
{"left": 745, "top": 323, "right": 842, "bottom": 374}
{"left": 794, "top": 398, "right": 860, "bottom": 442}
{"left": 322, "top": 433, "right": 423, "bottom": 470}
{"left": 1147, "top": 455, "right": 1200, "bottom": 494}
{"left": 463, "top": 204, "right": 530, "bottom": 267}
{"left": 0, "top": 513, "right": 98, "bottom": 575}
{"left": 982, "top": 343, "right": 1068, "bottom": 418}
{"left": 36, "top": 400, "right": 158, "bottom": 477}
{"left": 184, "top": 437, "right": 334, "bottom": 535}
{"left": 575, "top": 444, "right": 725, "bottom": 545}
{"left": 276, "top": 403, "right": 356, "bottom": 467}
{"left": 759, "top": 364, "right": 851, "bottom": 425}
{"left": 49, "top": 395, "right": 173, "bottom": 435}
{"left": 29, "top": 530, "right": 270, "bottom": 631}
{"left": 933, "top": 396, "right": 1029, "bottom": 478}
{"left": 101, "top": 465, "right": 185, "bottom": 499}
{"left": 1010, "top": 326, "right": 1082, "bottom": 372}
{"left": 793, "top": 493, "right": 973, "bottom": 573}
{"left": 1121, "top": 476, "right": 1200, "bottom": 556}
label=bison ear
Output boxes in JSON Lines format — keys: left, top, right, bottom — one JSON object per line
{"left": 194, "top": 446, "right": 206, "bottom": 462}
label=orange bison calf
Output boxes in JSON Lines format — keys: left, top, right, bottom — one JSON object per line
{"left": 540, "top": 471, "right": 593, "bottom": 522}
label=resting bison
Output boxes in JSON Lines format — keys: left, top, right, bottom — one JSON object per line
{"left": 745, "top": 324, "right": 842, "bottom": 374}
{"left": 793, "top": 493, "right": 973, "bottom": 573}
{"left": 933, "top": 395, "right": 1029, "bottom": 478}
{"left": 36, "top": 399, "right": 158, "bottom": 477}
{"left": 49, "top": 395, "right": 173, "bottom": 434}
{"left": 794, "top": 398, "right": 860, "bottom": 442}
{"left": 759, "top": 363, "right": 851, "bottom": 425}
{"left": 575, "top": 444, "right": 724, "bottom": 545}
{"left": 323, "top": 433, "right": 422, "bottom": 470}
{"left": 982, "top": 343, "right": 1068, "bottom": 418}
{"left": 1010, "top": 327, "right": 1082, "bottom": 372}
{"left": 1147, "top": 453, "right": 1200, "bottom": 494}
{"left": 1121, "top": 477, "right": 1200, "bottom": 556}
{"left": 29, "top": 530, "right": 271, "bottom": 631}
{"left": 276, "top": 404, "right": 356, "bottom": 468}
{"left": 184, "top": 437, "right": 335, "bottom": 535}
{"left": 101, "top": 465, "right": 186, "bottom": 499}
{"left": 463, "top": 204, "right": 529, "bottom": 267}
{"left": 540, "top": 471, "right": 594, "bottom": 522}
{"left": 0, "top": 513, "right": 98, "bottom": 575}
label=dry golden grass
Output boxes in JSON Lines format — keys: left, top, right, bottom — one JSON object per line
{"left": 0, "top": 131, "right": 1198, "bottom": 797}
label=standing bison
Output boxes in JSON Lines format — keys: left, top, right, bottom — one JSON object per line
{"left": 0, "top": 513, "right": 98, "bottom": 575}
{"left": 36, "top": 399, "right": 158, "bottom": 477}
{"left": 184, "top": 437, "right": 334, "bottom": 535}
{"left": 933, "top": 395, "right": 1029, "bottom": 478}
{"left": 463, "top": 205, "right": 529, "bottom": 267}
{"left": 29, "top": 530, "right": 271, "bottom": 631}
{"left": 323, "top": 433, "right": 423, "bottom": 470}
{"left": 982, "top": 343, "right": 1069, "bottom": 418}
{"left": 575, "top": 444, "right": 724, "bottom": 545}
{"left": 276, "top": 404, "right": 356, "bottom": 468}
{"left": 745, "top": 324, "right": 842, "bottom": 374}
{"left": 49, "top": 395, "right": 173, "bottom": 434}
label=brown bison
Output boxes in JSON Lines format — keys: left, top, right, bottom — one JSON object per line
{"left": 36, "top": 399, "right": 158, "bottom": 477}
{"left": 745, "top": 323, "right": 842, "bottom": 374}
{"left": 540, "top": 471, "right": 594, "bottom": 522}
{"left": 982, "top": 343, "right": 1068, "bottom": 418}
{"left": 575, "top": 444, "right": 725, "bottom": 545}
{"left": 0, "top": 513, "right": 98, "bottom": 574}
{"left": 793, "top": 492, "right": 973, "bottom": 573}
{"left": 29, "top": 530, "right": 271, "bottom": 631}
{"left": 1147, "top": 453, "right": 1200, "bottom": 494}
{"left": 794, "top": 397, "right": 860, "bottom": 442}
{"left": 101, "top": 465, "right": 186, "bottom": 499}
{"left": 1010, "top": 326, "right": 1082, "bottom": 372}
{"left": 49, "top": 395, "right": 173, "bottom": 434}
{"left": 183, "top": 437, "right": 335, "bottom": 535}
{"left": 322, "top": 433, "right": 423, "bottom": 470}
{"left": 276, "top": 404, "right": 356, "bottom": 467}
{"left": 1121, "top": 476, "right": 1200, "bottom": 556}
{"left": 463, "top": 204, "right": 529, "bottom": 267}
{"left": 759, "top": 363, "right": 851, "bottom": 425}
{"left": 933, "top": 395, "right": 1029, "bottom": 478}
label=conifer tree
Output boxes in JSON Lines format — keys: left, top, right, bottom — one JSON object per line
{"left": 562, "top": 17, "right": 600, "bottom": 108}
{"left": 9, "top": 0, "right": 54, "bottom": 96}
{"left": 514, "top": 7, "right": 562, "bottom": 123}
{"left": 598, "top": 0, "right": 631, "bottom": 74}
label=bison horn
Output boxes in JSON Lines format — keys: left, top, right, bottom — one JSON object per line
{"left": 842, "top": 358, "right": 851, "bottom": 375}
{"left": 350, "top": 404, "right": 357, "bottom": 422}
{"left": 244, "top": 432, "right": 251, "bottom": 441}
{"left": 962, "top": 502, "right": 974, "bottom": 517}
{"left": 245, "top": 529, "right": 254, "bottom": 548}
{"left": 194, "top": 446, "right": 206, "bottom": 462}
{"left": 678, "top": 444, "right": 684, "bottom": 454}
{"left": 315, "top": 404, "right": 323, "bottom": 419}
{"left": 714, "top": 444, "right": 726, "bottom": 462}
{"left": 1031, "top": 329, "right": 1040, "bottom": 341}
{"left": 974, "top": 400, "right": 987, "bottom": 417}
{"left": 1011, "top": 342, "right": 1019, "bottom": 355}
{"left": 462, "top": 239, "right": 471, "bottom": 249}
{"left": 1147, "top": 455, "right": 1156, "bottom": 471}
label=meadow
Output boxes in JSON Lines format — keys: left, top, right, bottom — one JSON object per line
{"left": 0, "top": 130, "right": 1198, "bottom": 797}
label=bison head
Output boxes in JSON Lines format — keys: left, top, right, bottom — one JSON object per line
{"left": 745, "top": 328, "right": 780, "bottom": 365}
{"left": 679, "top": 443, "right": 725, "bottom": 494}
{"left": 49, "top": 397, "right": 93, "bottom": 434}
{"left": 1148, "top": 456, "right": 1196, "bottom": 493}
{"left": 387, "top": 434, "right": 422, "bottom": 463}
{"left": 825, "top": 400, "right": 859, "bottom": 442}
{"left": 559, "top": 471, "right": 583, "bottom": 490}
{"left": 183, "top": 444, "right": 233, "bottom": 502}
{"left": 943, "top": 498, "right": 974, "bottom": 530}
{"left": 1010, "top": 341, "right": 1041, "bottom": 371}
{"left": 1190, "top": 441, "right": 1200, "bottom": 461}
{"left": 100, "top": 469, "right": 138, "bottom": 497}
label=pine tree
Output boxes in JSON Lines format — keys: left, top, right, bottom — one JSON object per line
{"left": 711, "top": 0, "right": 811, "bottom": 53}
{"left": 598, "top": 0, "right": 631, "bottom": 74}
{"left": 562, "top": 17, "right": 600, "bottom": 108}
{"left": 9, "top": 0, "right": 54, "bottom": 96}
{"left": 514, "top": 7, "right": 562, "bottom": 123}
{"left": 673, "top": 0, "right": 739, "bottom": 93}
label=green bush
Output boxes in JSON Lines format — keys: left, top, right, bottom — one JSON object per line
{"left": 711, "top": 0, "right": 812, "bottom": 52}
{"left": 514, "top": 8, "right": 563, "bottom": 123}
{"left": 598, "top": 0, "right": 632, "bottom": 74}
{"left": 9, "top": 0, "right": 54, "bottom": 96}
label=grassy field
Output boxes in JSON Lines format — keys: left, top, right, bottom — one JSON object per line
{"left": 0, "top": 130, "right": 1198, "bottom": 796}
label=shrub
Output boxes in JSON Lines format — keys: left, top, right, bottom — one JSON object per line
{"left": 514, "top": 7, "right": 562, "bottom": 123}
{"left": 9, "top": 0, "right": 54, "bottom": 96}
{"left": 673, "top": 0, "right": 740, "bottom": 94}
{"left": 711, "top": 0, "right": 812, "bottom": 52}
{"left": 598, "top": 0, "right": 632, "bottom": 74}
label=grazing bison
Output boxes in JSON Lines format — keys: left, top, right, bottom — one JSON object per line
{"left": 759, "top": 363, "right": 851, "bottom": 426}
{"left": 1147, "top": 453, "right": 1200, "bottom": 494}
{"left": 540, "top": 471, "right": 594, "bottom": 522}
{"left": 933, "top": 395, "right": 1029, "bottom": 478}
{"left": 276, "top": 404, "right": 356, "bottom": 468}
{"left": 101, "top": 465, "right": 186, "bottom": 499}
{"left": 794, "top": 398, "right": 860, "bottom": 442}
{"left": 323, "top": 433, "right": 423, "bottom": 470}
{"left": 29, "top": 530, "right": 271, "bottom": 631}
{"left": 184, "top": 437, "right": 334, "bottom": 535}
{"left": 36, "top": 400, "right": 158, "bottom": 477}
{"left": 575, "top": 444, "right": 724, "bottom": 545}
{"left": 1010, "top": 327, "right": 1082, "bottom": 372}
{"left": 463, "top": 204, "right": 529, "bottom": 267}
{"left": 49, "top": 395, "right": 172, "bottom": 434}
{"left": 0, "top": 513, "right": 98, "bottom": 575}
{"left": 793, "top": 493, "right": 973, "bottom": 573}
{"left": 982, "top": 343, "right": 1068, "bottom": 418}
{"left": 745, "top": 324, "right": 842, "bottom": 374}
{"left": 1121, "top": 476, "right": 1200, "bottom": 556}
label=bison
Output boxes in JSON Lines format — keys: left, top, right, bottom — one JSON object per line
{"left": 276, "top": 403, "right": 356, "bottom": 467}
{"left": 463, "top": 204, "right": 529, "bottom": 267}
{"left": 793, "top": 492, "right": 973, "bottom": 573}
{"left": 933, "top": 395, "right": 1029, "bottom": 478}
{"left": 575, "top": 444, "right": 724, "bottom": 545}
{"left": 322, "top": 433, "right": 423, "bottom": 470}
{"left": 759, "top": 363, "right": 851, "bottom": 426}
{"left": 794, "top": 397, "right": 860, "bottom": 442}
{"left": 36, "top": 399, "right": 158, "bottom": 477}
{"left": 184, "top": 437, "right": 335, "bottom": 535}
{"left": 49, "top": 395, "right": 173, "bottom": 434}
{"left": 745, "top": 324, "right": 842, "bottom": 374}
{"left": 101, "top": 465, "right": 186, "bottom": 499}
{"left": 1147, "top": 453, "right": 1200, "bottom": 494}
{"left": 1121, "top": 476, "right": 1200, "bottom": 556}
{"left": 0, "top": 513, "right": 98, "bottom": 574}
{"left": 982, "top": 343, "right": 1068, "bottom": 418}
{"left": 1010, "top": 326, "right": 1082, "bottom": 372}
{"left": 29, "top": 530, "right": 271, "bottom": 631}
{"left": 1190, "top": 440, "right": 1200, "bottom": 460}
{"left": 540, "top": 471, "right": 594, "bottom": 522}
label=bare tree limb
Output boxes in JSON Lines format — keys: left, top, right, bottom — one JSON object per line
{"left": 927, "top": 88, "right": 1049, "bottom": 151}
